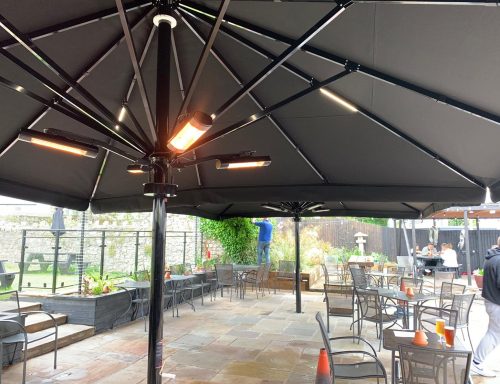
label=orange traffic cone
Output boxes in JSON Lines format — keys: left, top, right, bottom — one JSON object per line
{"left": 315, "top": 348, "right": 331, "bottom": 384}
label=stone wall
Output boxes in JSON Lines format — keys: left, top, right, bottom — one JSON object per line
{"left": 0, "top": 213, "right": 203, "bottom": 273}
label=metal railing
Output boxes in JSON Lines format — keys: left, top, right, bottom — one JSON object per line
{"left": 18, "top": 228, "right": 201, "bottom": 294}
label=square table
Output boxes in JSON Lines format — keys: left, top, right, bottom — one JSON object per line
{"left": 165, "top": 275, "right": 195, "bottom": 317}
{"left": 366, "top": 271, "right": 401, "bottom": 288}
{"left": 376, "top": 288, "right": 438, "bottom": 329}
{"left": 383, "top": 329, "right": 470, "bottom": 384}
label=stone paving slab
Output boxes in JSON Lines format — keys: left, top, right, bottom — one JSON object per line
{"left": 1, "top": 290, "right": 498, "bottom": 383}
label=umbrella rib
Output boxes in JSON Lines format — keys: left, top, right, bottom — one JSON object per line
{"left": 179, "top": 10, "right": 329, "bottom": 183}
{"left": 90, "top": 21, "right": 157, "bottom": 202}
{"left": 171, "top": 28, "right": 203, "bottom": 187}
{"left": 183, "top": 1, "right": 500, "bottom": 132}
{"left": 218, "top": 204, "right": 233, "bottom": 218}
{"left": 0, "top": 9, "right": 152, "bottom": 158}
{"left": 90, "top": 151, "right": 111, "bottom": 201}
{"left": 179, "top": 8, "right": 315, "bottom": 85}
{"left": 0, "top": 48, "right": 145, "bottom": 154}
{"left": 182, "top": 2, "right": 485, "bottom": 190}
{"left": 0, "top": 13, "right": 150, "bottom": 153}
{"left": 177, "top": 0, "right": 231, "bottom": 120}
{"left": 209, "top": 2, "right": 352, "bottom": 120}
{"left": 0, "top": 75, "right": 137, "bottom": 154}
{"left": 115, "top": 0, "right": 157, "bottom": 144}
{"left": 401, "top": 203, "right": 420, "bottom": 214}
{"left": 0, "top": 0, "right": 152, "bottom": 49}
{"left": 186, "top": 70, "right": 351, "bottom": 152}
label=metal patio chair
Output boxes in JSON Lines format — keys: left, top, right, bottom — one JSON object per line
{"left": 315, "top": 312, "right": 387, "bottom": 384}
{"left": 354, "top": 287, "right": 399, "bottom": 351}
{"left": 399, "top": 344, "right": 472, "bottom": 384}
{"left": 274, "top": 260, "right": 295, "bottom": 294}
{"left": 241, "top": 264, "right": 265, "bottom": 298}
{"left": 323, "top": 283, "right": 354, "bottom": 333}
{"left": 215, "top": 264, "right": 237, "bottom": 301}
{"left": 0, "top": 290, "right": 59, "bottom": 384}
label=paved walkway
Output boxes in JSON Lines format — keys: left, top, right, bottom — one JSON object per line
{"left": 2, "top": 289, "right": 499, "bottom": 383}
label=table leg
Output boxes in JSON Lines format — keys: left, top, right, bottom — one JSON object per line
{"left": 391, "top": 350, "right": 396, "bottom": 384}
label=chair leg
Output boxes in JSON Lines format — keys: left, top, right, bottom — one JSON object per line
{"left": 201, "top": 285, "right": 204, "bottom": 306}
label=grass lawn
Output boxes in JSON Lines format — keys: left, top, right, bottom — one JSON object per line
{"left": 2, "top": 262, "right": 130, "bottom": 294}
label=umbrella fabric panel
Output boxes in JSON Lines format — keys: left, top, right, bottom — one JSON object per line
{"left": 371, "top": 81, "right": 500, "bottom": 185}
{"left": 373, "top": 5, "right": 500, "bottom": 114}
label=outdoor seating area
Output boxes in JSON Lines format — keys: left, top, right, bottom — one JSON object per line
{"left": 2, "top": 1, "right": 500, "bottom": 383}
{"left": 0, "top": 282, "right": 496, "bottom": 384}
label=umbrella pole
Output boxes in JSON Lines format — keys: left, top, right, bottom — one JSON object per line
{"left": 148, "top": 6, "right": 172, "bottom": 383}
{"left": 294, "top": 215, "right": 301, "bottom": 313}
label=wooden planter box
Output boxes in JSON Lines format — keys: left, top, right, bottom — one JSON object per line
{"left": 39, "top": 290, "right": 131, "bottom": 332}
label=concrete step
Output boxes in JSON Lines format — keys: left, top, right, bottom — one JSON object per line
{"left": 0, "top": 301, "right": 42, "bottom": 313}
{"left": 26, "top": 323, "right": 95, "bottom": 360}
{"left": 25, "top": 313, "right": 67, "bottom": 333}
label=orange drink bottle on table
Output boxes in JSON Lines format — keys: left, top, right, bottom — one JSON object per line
{"left": 444, "top": 326, "right": 455, "bottom": 347}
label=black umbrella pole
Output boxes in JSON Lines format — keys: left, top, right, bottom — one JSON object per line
{"left": 148, "top": 195, "right": 166, "bottom": 383}
{"left": 148, "top": 8, "right": 172, "bottom": 383}
{"left": 294, "top": 216, "right": 301, "bottom": 313}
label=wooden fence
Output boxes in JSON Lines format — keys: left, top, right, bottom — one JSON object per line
{"left": 300, "top": 219, "right": 500, "bottom": 271}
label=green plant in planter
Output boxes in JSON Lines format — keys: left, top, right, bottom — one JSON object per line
{"left": 82, "top": 274, "right": 116, "bottom": 295}
{"left": 131, "top": 270, "right": 151, "bottom": 281}
{"left": 473, "top": 268, "right": 484, "bottom": 276}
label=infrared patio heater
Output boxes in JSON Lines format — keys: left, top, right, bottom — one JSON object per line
{"left": 13, "top": 1, "right": 271, "bottom": 382}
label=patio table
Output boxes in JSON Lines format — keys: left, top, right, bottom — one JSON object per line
{"left": 115, "top": 281, "right": 150, "bottom": 331}
{"left": 165, "top": 275, "right": 195, "bottom": 317}
{"left": 383, "top": 329, "right": 470, "bottom": 384}
{"left": 232, "top": 265, "right": 259, "bottom": 299}
{"left": 366, "top": 271, "right": 400, "bottom": 288}
{"left": 376, "top": 288, "right": 438, "bottom": 329}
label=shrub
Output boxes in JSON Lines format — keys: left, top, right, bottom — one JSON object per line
{"left": 200, "top": 218, "right": 258, "bottom": 264}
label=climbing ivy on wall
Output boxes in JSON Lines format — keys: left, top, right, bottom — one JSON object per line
{"left": 200, "top": 218, "right": 258, "bottom": 264}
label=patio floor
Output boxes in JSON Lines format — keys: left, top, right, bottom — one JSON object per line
{"left": 2, "top": 286, "right": 499, "bottom": 383}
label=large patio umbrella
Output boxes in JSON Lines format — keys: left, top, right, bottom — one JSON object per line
{"left": 0, "top": 1, "right": 500, "bottom": 382}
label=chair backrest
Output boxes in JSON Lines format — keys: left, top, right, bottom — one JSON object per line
{"left": 434, "top": 271, "right": 455, "bottom": 293}
{"left": 439, "top": 282, "right": 466, "bottom": 307}
{"left": 315, "top": 312, "right": 334, "bottom": 376}
{"left": 215, "top": 264, "right": 234, "bottom": 285}
{"left": 401, "top": 277, "right": 423, "bottom": 293}
{"left": 451, "top": 293, "right": 475, "bottom": 327}
{"left": 324, "top": 283, "right": 354, "bottom": 318}
{"left": 399, "top": 344, "right": 472, "bottom": 384}
{"left": 350, "top": 266, "right": 368, "bottom": 289}
{"left": 397, "top": 266, "right": 406, "bottom": 275}
{"left": 278, "top": 260, "right": 295, "bottom": 278}
{"left": 416, "top": 306, "right": 459, "bottom": 333}
{"left": 321, "top": 263, "right": 329, "bottom": 284}
{"left": 354, "top": 287, "right": 381, "bottom": 319}
{"left": 0, "top": 290, "right": 21, "bottom": 315}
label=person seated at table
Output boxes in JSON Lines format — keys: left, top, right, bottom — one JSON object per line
{"left": 441, "top": 243, "right": 459, "bottom": 268}
{"left": 421, "top": 243, "right": 436, "bottom": 257}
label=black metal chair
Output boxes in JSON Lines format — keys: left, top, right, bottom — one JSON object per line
{"left": 274, "top": 260, "right": 295, "bottom": 294}
{"left": 354, "top": 287, "right": 399, "bottom": 351}
{"left": 215, "top": 264, "right": 237, "bottom": 301}
{"left": 416, "top": 305, "right": 459, "bottom": 333}
{"left": 315, "top": 312, "right": 387, "bottom": 384}
{"left": 0, "top": 290, "right": 59, "bottom": 384}
{"left": 241, "top": 264, "right": 265, "bottom": 298}
{"left": 399, "top": 344, "right": 472, "bottom": 384}
{"left": 321, "top": 263, "right": 344, "bottom": 286}
{"left": 323, "top": 283, "right": 354, "bottom": 333}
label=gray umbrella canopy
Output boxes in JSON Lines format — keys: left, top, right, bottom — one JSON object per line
{"left": 0, "top": 1, "right": 499, "bottom": 219}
